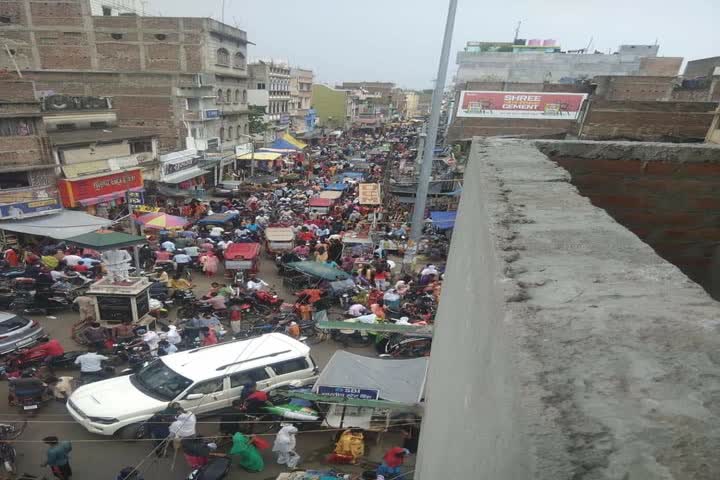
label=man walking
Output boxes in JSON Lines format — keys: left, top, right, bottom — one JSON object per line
{"left": 41, "top": 436, "right": 72, "bottom": 479}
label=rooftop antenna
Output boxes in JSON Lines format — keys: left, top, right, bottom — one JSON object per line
{"left": 513, "top": 20, "right": 522, "bottom": 42}
{"left": 584, "top": 36, "right": 594, "bottom": 54}
{"left": 221, "top": 0, "right": 225, "bottom": 24}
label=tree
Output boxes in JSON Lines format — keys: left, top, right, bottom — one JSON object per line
{"left": 249, "top": 105, "right": 268, "bottom": 135}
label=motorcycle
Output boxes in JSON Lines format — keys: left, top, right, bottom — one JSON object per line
{"left": 0, "top": 422, "right": 25, "bottom": 475}
{"left": 186, "top": 457, "right": 231, "bottom": 480}
{"left": 249, "top": 290, "right": 283, "bottom": 310}
{"left": 0, "top": 347, "right": 84, "bottom": 379}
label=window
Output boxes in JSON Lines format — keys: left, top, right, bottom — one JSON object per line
{"left": 187, "top": 378, "right": 224, "bottom": 396}
{"left": 270, "top": 358, "right": 310, "bottom": 376}
{"left": 0, "top": 118, "right": 36, "bottom": 137}
{"left": 234, "top": 89, "right": 240, "bottom": 103}
{"left": 257, "top": 83, "right": 265, "bottom": 90}
{"left": 56, "top": 123, "right": 76, "bottom": 131}
{"left": 226, "top": 89, "right": 232, "bottom": 104}
{"left": 130, "top": 140, "right": 153, "bottom": 154}
{"left": 234, "top": 52, "right": 246, "bottom": 69}
{"left": 219, "top": 127, "right": 225, "bottom": 141}
{"left": 101, "top": 6, "right": 112, "bottom": 16}
{"left": 217, "top": 89, "right": 224, "bottom": 103}
{"left": 90, "top": 121, "right": 108, "bottom": 129}
{"left": 216, "top": 48, "right": 229, "bottom": 65}
{"left": 0, "top": 172, "right": 30, "bottom": 190}
{"left": 242, "top": 90, "right": 247, "bottom": 103}
{"left": 228, "top": 126, "right": 234, "bottom": 140}
{"left": 230, "top": 368, "right": 270, "bottom": 388}
{"left": 235, "top": 127, "right": 240, "bottom": 140}
{"left": 111, "top": 33, "right": 123, "bottom": 40}
{"left": 155, "top": 33, "right": 167, "bottom": 40}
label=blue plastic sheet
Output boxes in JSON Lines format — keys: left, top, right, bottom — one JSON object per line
{"left": 429, "top": 211, "right": 457, "bottom": 230}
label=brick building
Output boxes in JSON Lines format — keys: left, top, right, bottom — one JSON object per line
{"left": 0, "top": 77, "right": 61, "bottom": 221}
{"left": 0, "top": 0, "right": 250, "bottom": 153}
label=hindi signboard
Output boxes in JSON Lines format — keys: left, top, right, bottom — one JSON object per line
{"left": 358, "top": 183, "right": 381, "bottom": 205}
{"left": 316, "top": 385, "right": 380, "bottom": 401}
{"left": 456, "top": 91, "right": 588, "bottom": 120}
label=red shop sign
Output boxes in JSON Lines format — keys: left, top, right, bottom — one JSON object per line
{"left": 58, "top": 169, "right": 144, "bottom": 207}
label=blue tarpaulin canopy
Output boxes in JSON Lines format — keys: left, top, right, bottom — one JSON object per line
{"left": 197, "top": 212, "right": 239, "bottom": 225}
{"left": 259, "top": 138, "right": 301, "bottom": 153}
{"left": 325, "top": 182, "right": 348, "bottom": 191}
{"left": 429, "top": 211, "right": 457, "bottom": 230}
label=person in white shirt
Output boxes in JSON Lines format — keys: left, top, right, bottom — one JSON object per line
{"left": 420, "top": 265, "right": 439, "bottom": 277}
{"left": 210, "top": 226, "right": 224, "bottom": 238}
{"left": 169, "top": 410, "right": 197, "bottom": 439}
{"left": 62, "top": 254, "right": 82, "bottom": 267}
{"left": 50, "top": 268, "right": 71, "bottom": 282}
{"left": 217, "top": 239, "right": 233, "bottom": 250}
{"left": 74, "top": 348, "right": 108, "bottom": 377}
{"left": 245, "top": 274, "right": 268, "bottom": 291}
{"left": 348, "top": 304, "right": 368, "bottom": 317}
{"left": 139, "top": 329, "right": 160, "bottom": 356}
{"left": 161, "top": 240, "right": 176, "bottom": 252}
{"left": 161, "top": 325, "right": 182, "bottom": 345}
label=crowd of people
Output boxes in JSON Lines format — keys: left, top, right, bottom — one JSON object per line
{"left": 6, "top": 124, "right": 454, "bottom": 480}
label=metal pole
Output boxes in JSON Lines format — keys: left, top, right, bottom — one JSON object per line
{"left": 408, "top": 0, "right": 458, "bottom": 244}
{"left": 127, "top": 201, "right": 141, "bottom": 271}
{"left": 250, "top": 141, "right": 255, "bottom": 178}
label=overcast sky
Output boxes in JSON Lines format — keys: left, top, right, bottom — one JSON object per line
{"left": 148, "top": 0, "right": 720, "bottom": 90}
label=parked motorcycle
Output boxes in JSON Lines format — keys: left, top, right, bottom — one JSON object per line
{"left": 0, "top": 347, "right": 84, "bottom": 379}
{"left": 186, "top": 457, "right": 231, "bottom": 480}
{"left": 0, "top": 421, "right": 25, "bottom": 475}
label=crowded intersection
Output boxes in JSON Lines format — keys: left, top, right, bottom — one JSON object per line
{"left": 0, "top": 124, "right": 457, "bottom": 480}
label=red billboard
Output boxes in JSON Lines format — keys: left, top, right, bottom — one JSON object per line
{"left": 58, "top": 169, "right": 143, "bottom": 207}
{"left": 457, "top": 91, "right": 588, "bottom": 120}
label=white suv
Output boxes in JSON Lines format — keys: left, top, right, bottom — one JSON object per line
{"left": 67, "top": 333, "right": 318, "bottom": 436}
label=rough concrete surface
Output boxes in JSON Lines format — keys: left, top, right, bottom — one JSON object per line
{"left": 419, "top": 137, "right": 720, "bottom": 480}
{"left": 536, "top": 139, "right": 720, "bottom": 163}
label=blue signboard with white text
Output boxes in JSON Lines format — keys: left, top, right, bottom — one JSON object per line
{"left": 316, "top": 385, "right": 380, "bottom": 400}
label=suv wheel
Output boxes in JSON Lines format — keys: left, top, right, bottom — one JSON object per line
{"left": 118, "top": 422, "right": 145, "bottom": 441}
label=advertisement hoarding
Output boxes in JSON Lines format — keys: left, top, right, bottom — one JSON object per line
{"left": 456, "top": 91, "right": 588, "bottom": 120}
{"left": 0, "top": 186, "right": 62, "bottom": 220}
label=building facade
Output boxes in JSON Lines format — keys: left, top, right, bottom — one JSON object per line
{"left": 457, "top": 41, "right": 682, "bottom": 84}
{"left": 290, "top": 68, "right": 314, "bottom": 134}
{"left": 311, "top": 84, "right": 351, "bottom": 130}
{"left": 0, "top": 0, "right": 250, "bottom": 154}
{"left": 89, "top": 0, "right": 142, "bottom": 16}
{"left": 0, "top": 77, "right": 61, "bottom": 221}
{"left": 248, "top": 61, "right": 291, "bottom": 135}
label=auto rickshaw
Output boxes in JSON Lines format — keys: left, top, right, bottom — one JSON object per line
{"left": 224, "top": 242, "right": 260, "bottom": 285}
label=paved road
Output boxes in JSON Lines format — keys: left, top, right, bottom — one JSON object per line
{"left": 1, "top": 253, "right": 407, "bottom": 480}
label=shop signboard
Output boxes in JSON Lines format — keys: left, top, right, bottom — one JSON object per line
{"left": 160, "top": 149, "right": 200, "bottom": 181}
{"left": 126, "top": 189, "right": 144, "bottom": 206}
{"left": 358, "top": 183, "right": 381, "bottom": 205}
{"left": 0, "top": 186, "right": 62, "bottom": 220}
{"left": 204, "top": 109, "right": 220, "bottom": 119}
{"left": 316, "top": 385, "right": 380, "bottom": 400}
{"left": 235, "top": 143, "right": 253, "bottom": 156}
{"left": 58, "top": 169, "right": 144, "bottom": 207}
{"left": 456, "top": 91, "right": 588, "bottom": 120}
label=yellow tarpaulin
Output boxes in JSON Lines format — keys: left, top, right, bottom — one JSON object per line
{"left": 282, "top": 133, "right": 307, "bottom": 150}
{"left": 237, "top": 152, "right": 283, "bottom": 161}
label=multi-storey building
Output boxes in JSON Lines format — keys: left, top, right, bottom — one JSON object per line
{"left": 289, "top": 68, "right": 314, "bottom": 134}
{"left": 0, "top": 77, "right": 61, "bottom": 221}
{"left": 0, "top": 0, "right": 250, "bottom": 155}
{"left": 248, "top": 61, "right": 291, "bottom": 136}
{"left": 89, "top": 0, "right": 143, "bottom": 16}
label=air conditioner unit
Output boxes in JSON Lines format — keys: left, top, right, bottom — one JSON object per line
{"left": 44, "top": 112, "right": 118, "bottom": 132}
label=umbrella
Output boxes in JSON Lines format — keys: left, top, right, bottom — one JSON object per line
{"left": 136, "top": 212, "right": 188, "bottom": 230}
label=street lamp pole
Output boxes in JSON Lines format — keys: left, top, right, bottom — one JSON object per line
{"left": 408, "top": 0, "right": 458, "bottom": 245}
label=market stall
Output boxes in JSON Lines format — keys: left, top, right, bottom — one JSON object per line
{"left": 292, "top": 350, "right": 427, "bottom": 432}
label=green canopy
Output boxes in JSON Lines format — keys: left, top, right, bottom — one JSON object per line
{"left": 65, "top": 230, "right": 146, "bottom": 251}
{"left": 286, "top": 261, "right": 350, "bottom": 281}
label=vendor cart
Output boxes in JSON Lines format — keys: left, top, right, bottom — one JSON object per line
{"left": 308, "top": 197, "right": 333, "bottom": 216}
{"left": 197, "top": 212, "right": 239, "bottom": 231}
{"left": 224, "top": 242, "right": 260, "bottom": 284}
{"left": 264, "top": 226, "right": 295, "bottom": 256}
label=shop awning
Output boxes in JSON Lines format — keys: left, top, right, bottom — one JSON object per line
{"left": 78, "top": 191, "right": 127, "bottom": 207}
{"left": 162, "top": 167, "right": 207, "bottom": 184}
{"left": 0, "top": 210, "right": 112, "bottom": 240}
{"left": 237, "top": 152, "right": 282, "bottom": 161}
{"left": 65, "top": 230, "right": 146, "bottom": 250}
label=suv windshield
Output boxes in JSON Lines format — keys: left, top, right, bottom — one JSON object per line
{"left": 131, "top": 359, "right": 192, "bottom": 401}
{"left": 0, "top": 315, "right": 29, "bottom": 335}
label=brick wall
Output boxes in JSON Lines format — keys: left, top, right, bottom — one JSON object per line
{"left": 0, "top": 1, "right": 27, "bottom": 26}
{"left": 550, "top": 154, "right": 720, "bottom": 298}
{"left": 29, "top": 0, "right": 84, "bottom": 27}
{"left": 0, "top": 136, "right": 47, "bottom": 168}
{"left": 0, "top": 79, "right": 36, "bottom": 101}
{"left": 448, "top": 117, "right": 577, "bottom": 140}
{"left": 580, "top": 100, "right": 717, "bottom": 142}
{"left": 593, "top": 76, "right": 676, "bottom": 101}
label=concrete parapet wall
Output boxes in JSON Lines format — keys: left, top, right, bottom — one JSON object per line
{"left": 418, "top": 138, "right": 720, "bottom": 479}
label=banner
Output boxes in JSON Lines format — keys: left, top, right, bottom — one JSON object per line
{"left": 0, "top": 186, "right": 62, "bottom": 220}
{"left": 58, "top": 169, "right": 143, "bottom": 207}
{"left": 457, "top": 91, "right": 588, "bottom": 120}
{"left": 358, "top": 183, "right": 381, "bottom": 205}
